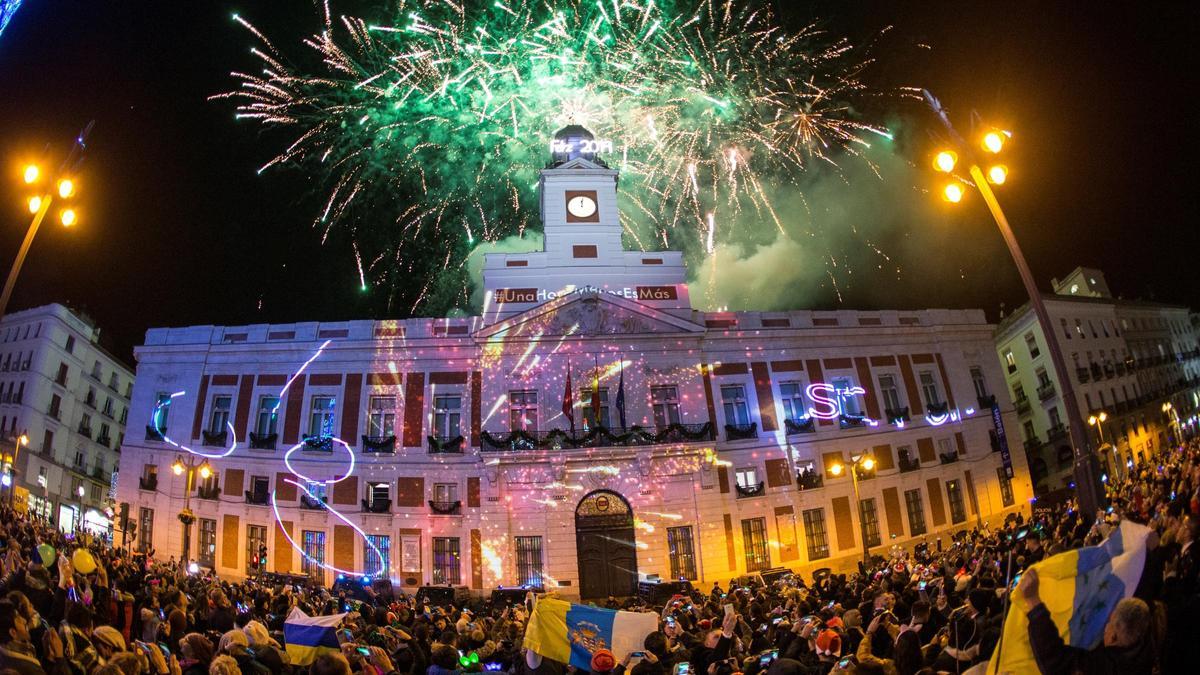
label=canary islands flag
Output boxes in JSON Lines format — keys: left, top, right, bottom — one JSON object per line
{"left": 524, "top": 597, "right": 659, "bottom": 669}
{"left": 988, "top": 519, "right": 1151, "bottom": 674}
{"left": 284, "top": 606, "right": 348, "bottom": 666}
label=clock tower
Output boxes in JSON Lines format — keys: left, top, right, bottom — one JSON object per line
{"left": 539, "top": 125, "right": 623, "bottom": 260}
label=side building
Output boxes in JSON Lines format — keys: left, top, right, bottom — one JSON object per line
{"left": 0, "top": 303, "right": 134, "bottom": 533}
{"left": 994, "top": 266, "right": 1200, "bottom": 494}
{"left": 116, "top": 127, "right": 1028, "bottom": 597}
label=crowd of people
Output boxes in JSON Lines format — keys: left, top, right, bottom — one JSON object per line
{"left": 1, "top": 437, "right": 1199, "bottom": 675}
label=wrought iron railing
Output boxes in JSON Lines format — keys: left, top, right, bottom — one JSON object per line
{"left": 202, "top": 430, "right": 228, "bottom": 447}
{"left": 1076, "top": 367, "right": 1090, "bottom": 383}
{"left": 362, "top": 498, "right": 392, "bottom": 513}
{"left": 938, "top": 452, "right": 959, "bottom": 465}
{"left": 724, "top": 422, "right": 758, "bottom": 441}
{"left": 898, "top": 456, "right": 921, "bottom": 473}
{"left": 145, "top": 425, "right": 165, "bottom": 441}
{"left": 299, "top": 494, "right": 327, "bottom": 510}
{"left": 245, "top": 491, "right": 269, "bottom": 506}
{"left": 428, "top": 435, "right": 465, "bottom": 453}
{"left": 480, "top": 422, "right": 714, "bottom": 452}
{"left": 926, "top": 402, "right": 950, "bottom": 417}
{"left": 301, "top": 434, "right": 333, "bottom": 452}
{"left": 977, "top": 395, "right": 997, "bottom": 410}
{"left": 838, "top": 415, "right": 868, "bottom": 430}
{"left": 735, "top": 481, "right": 764, "bottom": 498}
{"left": 362, "top": 435, "right": 396, "bottom": 453}
{"left": 249, "top": 432, "right": 277, "bottom": 450}
{"left": 796, "top": 471, "right": 823, "bottom": 490}
{"left": 1047, "top": 423, "right": 1068, "bottom": 440}
{"left": 885, "top": 407, "right": 910, "bottom": 425}
{"left": 429, "top": 499, "right": 462, "bottom": 515}
{"left": 138, "top": 476, "right": 157, "bottom": 491}
{"left": 1014, "top": 397, "right": 1031, "bottom": 415}
{"left": 197, "top": 486, "right": 221, "bottom": 500}
{"left": 784, "top": 417, "right": 816, "bottom": 434}
{"left": 1037, "top": 382, "right": 1056, "bottom": 401}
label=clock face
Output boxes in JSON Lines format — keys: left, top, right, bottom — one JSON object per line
{"left": 567, "top": 195, "right": 597, "bottom": 218}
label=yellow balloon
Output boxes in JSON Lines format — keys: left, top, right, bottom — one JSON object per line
{"left": 72, "top": 548, "right": 97, "bottom": 575}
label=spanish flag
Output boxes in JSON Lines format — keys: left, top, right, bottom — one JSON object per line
{"left": 524, "top": 597, "right": 658, "bottom": 670}
{"left": 988, "top": 520, "right": 1150, "bottom": 674}
{"left": 284, "top": 607, "right": 347, "bottom": 666}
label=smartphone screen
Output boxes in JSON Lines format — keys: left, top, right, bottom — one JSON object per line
{"left": 674, "top": 663, "right": 691, "bottom": 675}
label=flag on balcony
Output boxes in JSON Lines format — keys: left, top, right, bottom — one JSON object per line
{"left": 283, "top": 606, "right": 347, "bottom": 666}
{"left": 591, "top": 357, "right": 601, "bottom": 425}
{"left": 524, "top": 596, "right": 657, "bottom": 670}
{"left": 562, "top": 361, "right": 575, "bottom": 433}
{"left": 615, "top": 365, "right": 627, "bottom": 429}
{"left": 987, "top": 520, "right": 1150, "bottom": 674}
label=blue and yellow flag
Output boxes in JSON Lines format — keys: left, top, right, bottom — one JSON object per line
{"left": 284, "top": 606, "right": 347, "bottom": 666}
{"left": 989, "top": 520, "right": 1150, "bottom": 674}
{"left": 524, "top": 597, "right": 659, "bottom": 670}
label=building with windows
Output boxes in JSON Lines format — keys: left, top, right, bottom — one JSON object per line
{"left": 115, "top": 127, "right": 1027, "bottom": 597}
{"left": 0, "top": 303, "right": 134, "bottom": 533}
{"left": 994, "top": 267, "right": 1200, "bottom": 494}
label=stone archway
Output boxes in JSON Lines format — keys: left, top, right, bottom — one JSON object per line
{"left": 575, "top": 489, "right": 638, "bottom": 600}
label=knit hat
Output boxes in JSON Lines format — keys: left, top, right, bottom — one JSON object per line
{"left": 92, "top": 626, "right": 126, "bottom": 652}
{"left": 591, "top": 649, "right": 616, "bottom": 672}
{"left": 243, "top": 620, "right": 281, "bottom": 649}
{"left": 815, "top": 629, "right": 841, "bottom": 656}
{"left": 824, "top": 616, "right": 844, "bottom": 630}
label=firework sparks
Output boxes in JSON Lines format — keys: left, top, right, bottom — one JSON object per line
{"left": 217, "top": 0, "right": 896, "bottom": 313}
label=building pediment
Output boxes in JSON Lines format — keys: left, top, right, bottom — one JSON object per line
{"left": 477, "top": 292, "right": 704, "bottom": 339}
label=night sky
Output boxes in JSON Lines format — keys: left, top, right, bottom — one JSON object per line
{"left": 1, "top": 1, "right": 1197, "bottom": 363}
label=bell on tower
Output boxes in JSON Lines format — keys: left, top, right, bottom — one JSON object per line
{"left": 549, "top": 125, "right": 609, "bottom": 168}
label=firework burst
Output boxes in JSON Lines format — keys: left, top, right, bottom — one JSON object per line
{"left": 217, "top": 0, "right": 899, "bottom": 314}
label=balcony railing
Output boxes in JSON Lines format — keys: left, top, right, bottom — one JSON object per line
{"left": 1076, "top": 367, "right": 1090, "bottom": 383}
{"left": 735, "top": 481, "right": 765, "bottom": 498}
{"left": 898, "top": 455, "right": 921, "bottom": 473}
{"left": 1036, "top": 382, "right": 1056, "bottom": 401}
{"left": 362, "top": 498, "right": 392, "bottom": 514}
{"left": 976, "top": 395, "right": 997, "bottom": 411}
{"left": 480, "top": 422, "right": 714, "bottom": 452}
{"left": 1014, "top": 396, "right": 1031, "bottom": 415}
{"left": 839, "top": 414, "right": 869, "bottom": 430}
{"left": 90, "top": 467, "right": 106, "bottom": 481}
{"left": 796, "top": 470, "right": 823, "bottom": 490}
{"left": 428, "top": 435, "right": 465, "bottom": 454}
{"left": 96, "top": 435, "right": 111, "bottom": 448}
{"left": 784, "top": 417, "right": 816, "bottom": 434}
{"left": 429, "top": 499, "right": 462, "bottom": 515}
{"left": 301, "top": 434, "right": 333, "bottom": 452}
{"left": 78, "top": 424, "right": 93, "bottom": 436}
{"left": 1047, "top": 423, "right": 1068, "bottom": 440}
{"left": 938, "top": 452, "right": 959, "bottom": 465}
{"left": 725, "top": 422, "right": 758, "bottom": 440}
{"left": 138, "top": 476, "right": 157, "bottom": 491}
{"left": 1024, "top": 437, "right": 1041, "bottom": 452}
{"left": 245, "top": 491, "right": 269, "bottom": 506}
{"left": 885, "top": 407, "right": 910, "bottom": 425}
{"left": 362, "top": 435, "right": 396, "bottom": 453}
{"left": 197, "top": 486, "right": 221, "bottom": 501}
{"left": 145, "top": 425, "right": 166, "bottom": 442}
{"left": 926, "top": 402, "right": 950, "bottom": 417}
{"left": 299, "top": 494, "right": 327, "bottom": 510}
{"left": 202, "top": 430, "right": 228, "bottom": 447}
{"left": 248, "top": 432, "right": 277, "bottom": 450}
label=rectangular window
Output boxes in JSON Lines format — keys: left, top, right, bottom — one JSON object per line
{"left": 1061, "top": 318, "right": 1071, "bottom": 340}
{"left": 250, "top": 475, "right": 269, "bottom": 498}
{"left": 581, "top": 387, "right": 610, "bottom": 429}
{"left": 741, "top": 517, "right": 770, "bottom": 572}
{"left": 102, "top": 397, "right": 114, "bottom": 417}
{"left": 735, "top": 467, "right": 759, "bottom": 489}
{"left": 802, "top": 509, "right": 829, "bottom": 560}
{"left": 432, "top": 537, "right": 461, "bottom": 584}
{"left": 997, "top": 467, "right": 1015, "bottom": 507}
{"left": 721, "top": 385, "right": 750, "bottom": 425}
{"left": 1075, "top": 319, "right": 1085, "bottom": 337}
{"left": 302, "top": 531, "right": 326, "bottom": 579}
{"left": 433, "top": 395, "right": 462, "bottom": 439}
{"left": 433, "top": 482, "right": 458, "bottom": 503}
{"left": 919, "top": 371, "right": 940, "bottom": 405}
{"left": 651, "top": 386, "right": 681, "bottom": 427}
{"left": 904, "top": 489, "right": 927, "bottom": 536}
{"left": 247, "top": 525, "right": 267, "bottom": 574}
{"left": 55, "top": 362, "right": 68, "bottom": 386}
{"left": 65, "top": 335, "right": 75, "bottom": 353}
{"left": 859, "top": 498, "right": 881, "bottom": 547}
{"left": 365, "top": 535, "right": 391, "bottom": 577}
{"left": 49, "top": 393, "right": 62, "bottom": 419}
{"left": 878, "top": 375, "right": 902, "bottom": 411}
{"left": 515, "top": 536, "right": 545, "bottom": 586}
{"left": 970, "top": 367, "right": 989, "bottom": 398}
{"left": 209, "top": 395, "right": 232, "bottom": 433}
{"left": 368, "top": 396, "right": 396, "bottom": 437}
{"left": 778, "top": 382, "right": 806, "bottom": 421}
{"left": 830, "top": 376, "right": 862, "bottom": 416}
{"left": 308, "top": 396, "right": 336, "bottom": 438}
{"left": 666, "top": 526, "right": 697, "bottom": 581}
{"left": 256, "top": 396, "right": 280, "bottom": 436}
{"left": 946, "top": 479, "right": 967, "bottom": 524}
{"left": 1025, "top": 333, "right": 1041, "bottom": 359}
{"left": 138, "top": 508, "right": 154, "bottom": 553}
{"left": 306, "top": 482, "right": 328, "bottom": 503}
{"left": 91, "top": 361, "right": 101, "bottom": 378}
{"left": 368, "top": 481, "right": 390, "bottom": 505}
{"left": 198, "top": 518, "right": 217, "bottom": 567}
{"left": 154, "top": 392, "right": 172, "bottom": 430}
{"left": 1048, "top": 406, "right": 1062, "bottom": 428}
{"left": 1004, "top": 350, "right": 1016, "bottom": 374}
{"left": 508, "top": 390, "right": 538, "bottom": 431}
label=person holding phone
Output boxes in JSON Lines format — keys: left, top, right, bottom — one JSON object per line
{"left": 688, "top": 606, "right": 736, "bottom": 675}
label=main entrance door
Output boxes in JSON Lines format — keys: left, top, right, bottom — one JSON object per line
{"left": 575, "top": 490, "right": 638, "bottom": 600}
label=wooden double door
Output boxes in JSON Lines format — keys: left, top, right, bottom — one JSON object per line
{"left": 575, "top": 490, "right": 638, "bottom": 600}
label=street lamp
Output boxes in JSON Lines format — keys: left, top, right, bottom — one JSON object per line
{"left": 1162, "top": 402, "right": 1182, "bottom": 446}
{"left": 1088, "top": 412, "right": 1121, "bottom": 481}
{"left": 3, "top": 433, "right": 28, "bottom": 506}
{"left": 171, "top": 455, "right": 212, "bottom": 564}
{"left": 925, "top": 90, "right": 1105, "bottom": 514}
{"left": 0, "top": 122, "right": 94, "bottom": 323}
{"left": 830, "top": 452, "right": 876, "bottom": 565}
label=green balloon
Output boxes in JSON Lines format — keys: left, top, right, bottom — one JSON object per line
{"left": 37, "top": 544, "right": 55, "bottom": 568}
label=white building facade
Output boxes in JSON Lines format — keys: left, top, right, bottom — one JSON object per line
{"left": 994, "top": 267, "right": 1200, "bottom": 494}
{"left": 115, "top": 128, "right": 1028, "bottom": 597}
{"left": 0, "top": 303, "right": 134, "bottom": 533}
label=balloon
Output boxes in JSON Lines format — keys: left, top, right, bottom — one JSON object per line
{"left": 72, "top": 548, "right": 97, "bottom": 575}
{"left": 37, "top": 544, "right": 55, "bottom": 568}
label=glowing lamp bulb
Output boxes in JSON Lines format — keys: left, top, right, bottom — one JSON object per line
{"left": 983, "top": 131, "right": 1004, "bottom": 153}
{"left": 830, "top": 463, "right": 844, "bottom": 477}
{"left": 28, "top": 196, "right": 42, "bottom": 214}
{"left": 199, "top": 465, "right": 213, "bottom": 479}
{"left": 1088, "top": 415, "right": 1097, "bottom": 426}
{"left": 23, "top": 165, "right": 39, "bottom": 184}
{"left": 172, "top": 462, "right": 185, "bottom": 476}
{"left": 933, "top": 150, "right": 957, "bottom": 173}
{"left": 77, "top": 485, "right": 85, "bottom": 497}
{"left": 58, "top": 178, "right": 74, "bottom": 198}
{"left": 987, "top": 165, "right": 1008, "bottom": 185}
{"left": 188, "top": 562, "right": 200, "bottom": 574}
{"left": 861, "top": 457, "right": 875, "bottom": 471}
{"left": 1, "top": 475, "right": 10, "bottom": 487}
{"left": 60, "top": 208, "right": 77, "bottom": 227}
{"left": 942, "top": 183, "right": 964, "bottom": 203}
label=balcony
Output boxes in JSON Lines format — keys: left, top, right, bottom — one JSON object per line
{"left": 1076, "top": 367, "right": 1090, "bottom": 383}
{"left": 138, "top": 476, "right": 157, "bottom": 491}
{"left": 796, "top": 470, "right": 823, "bottom": 490}
{"left": 362, "top": 435, "right": 396, "bottom": 453}
{"left": 926, "top": 402, "right": 950, "bottom": 417}
{"left": 885, "top": 407, "right": 911, "bottom": 426}
{"left": 301, "top": 434, "right": 333, "bottom": 452}
{"left": 1036, "top": 382, "right": 1056, "bottom": 401}
{"left": 735, "top": 481, "right": 765, "bottom": 498}
{"left": 84, "top": 396, "right": 96, "bottom": 409}
{"left": 480, "top": 422, "right": 715, "bottom": 452}
{"left": 938, "top": 451, "right": 960, "bottom": 465}
{"left": 202, "top": 430, "right": 228, "bottom": 447}
{"left": 363, "top": 498, "right": 392, "bottom": 514}
{"left": 248, "top": 432, "right": 277, "bottom": 450}
{"left": 197, "top": 486, "right": 221, "bottom": 501}
{"left": 1090, "top": 363, "right": 1103, "bottom": 380}
{"left": 90, "top": 467, "right": 106, "bottom": 481}
{"left": 429, "top": 499, "right": 462, "bottom": 515}
{"left": 71, "top": 461, "right": 87, "bottom": 474}
{"left": 1047, "top": 423, "right": 1068, "bottom": 440}
{"left": 1024, "top": 437, "right": 1041, "bottom": 452}
{"left": 989, "top": 430, "right": 1003, "bottom": 453}
{"left": 976, "top": 395, "right": 997, "bottom": 411}
{"left": 725, "top": 422, "right": 758, "bottom": 441}
{"left": 299, "top": 494, "right": 327, "bottom": 510}
{"left": 78, "top": 424, "right": 93, "bottom": 436}
{"left": 1104, "top": 364, "right": 1115, "bottom": 379}
{"left": 145, "top": 425, "right": 166, "bottom": 442}
{"left": 1014, "top": 396, "right": 1031, "bottom": 415}
{"left": 898, "top": 455, "right": 921, "bottom": 473}
{"left": 784, "top": 417, "right": 816, "bottom": 434}
{"left": 839, "top": 414, "right": 870, "bottom": 430}
{"left": 96, "top": 435, "right": 111, "bottom": 448}
{"left": 428, "top": 435, "right": 465, "bottom": 454}
{"left": 245, "top": 490, "right": 269, "bottom": 506}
